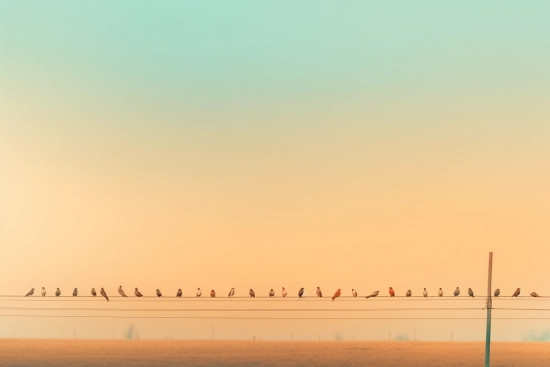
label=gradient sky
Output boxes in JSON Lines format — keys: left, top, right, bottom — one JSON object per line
{"left": 0, "top": 1, "right": 549, "bottom": 341}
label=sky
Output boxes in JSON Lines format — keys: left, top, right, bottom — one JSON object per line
{"left": 0, "top": 1, "right": 549, "bottom": 341}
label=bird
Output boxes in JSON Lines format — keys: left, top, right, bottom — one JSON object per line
{"left": 512, "top": 288, "right": 521, "bottom": 297}
{"left": 100, "top": 288, "right": 109, "bottom": 302}
{"left": 406, "top": 290, "right": 412, "bottom": 297}
{"left": 269, "top": 289, "right": 275, "bottom": 297}
{"left": 332, "top": 289, "right": 341, "bottom": 302}
{"left": 55, "top": 288, "right": 61, "bottom": 297}
{"left": 228, "top": 288, "right": 235, "bottom": 297}
{"left": 494, "top": 289, "right": 500, "bottom": 297}
{"left": 25, "top": 288, "right": 34, "bottom": 297}
{"left": 468, "top": 288, "right": 474, "bottom": 298}
{"left": 298, "top": 288, "right": 305, "bottom": 298}
{"left": 91, "top": 288, "right": 97, "bottom": 296}
{"left": 365, "top": 290, "right": 379, "bottom": 299}
{"left": 156, "top": 289, "right": 162, "bottom": 297}
{"left": 352, "top": 289, "right": 357, "bottom": 297}
{"left": 134, "top": 288, "right": 143, "bottom": 297}
{"left": 73, "top": 288, "right": 78, "bottom": 297}
{"left": 389, "top": 287, "right": 395, "bottom": 297}
{"left": 530, "top": 292, "right": 539, "bottom": 297}
{"left": 316, "top": 287, "right": 323, "bottom": 297}
{"left": 423, "top": 288, "right": 428, "bottom": 298}
{"left": 196, "top": 288, "right": 202, "bottom": 297}
{"left": 249, "top": 289, "right": 255, "bottom": 298}
{"left": 438, "top": 288, "right": 443, "bottom": 297}
{"left": 454, "top": 287, "right": 460, "bottom": 297}
{"left": 118, "top": 286, "right": 128, "bottom": 297}
{"left": 210, "top": 290, "right": 216, "bottom": 297}
{"left": 282, "top": 287, "right": 288, "bottom": 297}
{"left": 41, "top": 287, "right": 46, "bottom": 297}
{"left": 176, "top": 289, "right": 182, "bottom": 297}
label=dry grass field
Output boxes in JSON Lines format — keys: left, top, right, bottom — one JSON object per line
{"left": 0, "top": 339, "right": 548, "bottom": 367}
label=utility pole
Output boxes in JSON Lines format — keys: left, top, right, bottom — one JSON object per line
{"left": 485, "top": 252, "right": 493, "bottom": 367}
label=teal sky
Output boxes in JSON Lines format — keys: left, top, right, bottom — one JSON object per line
{"left": 0, "top": 1, "right": 549, "bottom": 341}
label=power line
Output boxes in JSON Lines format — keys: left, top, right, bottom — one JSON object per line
{"left": 1, "top": 314, "right": 549, "bottom": 320}
{"left": 0, "top": 307, "right": 489, "bottom": 312}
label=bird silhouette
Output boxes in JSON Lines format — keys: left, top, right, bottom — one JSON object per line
{"left": 316, "top": 287, "right": 323, "bottom": 297}
{"left": 55, "top": 288, "right": 61, "bottom": 297}
{"left": 118, "top": 286, "right": 127, "bottom": 297}
{"left": 176, "top": 289, "right": 182, "bottom": 297}
{"left": 228, "top": 288, "right": 235, "bottom": 297}
{"left": 298, "top": 288, "right": 305, "bottom": 298}
{"left": 100, "top": 288, "right": 109, "bottom": 302}
{"left": 530, "top": 292, "right": 539, "bottom": 297}
{"left": 41, "top": 287, "right": 46, "bottom": 297}
{"left": 389, "top": 287, "right": 395, "bottom": 297}
{"left": 156, "top": 289, "right": 162, "bottom": 297}
{"left": 438, "top": 288, "right": 443, "bottom": 297}
{"left": 494, "top": 289, "right": 500, "bottom": 297}
{"left": 282, "top": 287, "right": 288, "bottom": 297}
{"left": 73, "top": 288, "right": 78, "bottom": 297}
{"left": 365, "top": 290, "right": 379, "bottom": 299}
{"left": 468, "top": 288, "right": 474, "bottom": 298}
{"left": 269, "top": 289, "right": 275, "bottom": 297}
{"left": 332, "top": 289, "right": 341, "bottom": 301}
{"left": 454, "top": 287, "right": 460, "bottom": 297}
{"left": 196, "top": 288, "right": 202, "bottom": 297}
{"left": 134, "top": 288, "right": 143, "bottom": 297}
{"left": 210, "top": 290, "right": 216, "bottom": 297}
{"left": 25, "top": 288, "right": 34, "bottom": 297}
{"left": 423, "top": 288, "right": 428, "bottom": 298}
{"left": 406, "top": 290, "right": 412, "bottom": 297}
{"left": 512, "top": 288, "right": 521, "bottom": 297}
{"left": 91, "top": 288, "right": 97, "bottom": 296}
{"left": 249, "top": 289, "right": 255, "bottom": 298}
{"left": 352, "top": 289, "right": 358, "bottom": 297}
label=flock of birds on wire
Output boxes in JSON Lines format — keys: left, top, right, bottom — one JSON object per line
{"left": 20, "top": 286, "right": 541, "bottom": 302}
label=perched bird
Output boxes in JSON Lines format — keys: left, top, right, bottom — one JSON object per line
{"left": 282, "top": 287, "right": 288, "bottom": 297}
{"left": 530, "top": 292, "right": 539, "bottom": 297}
{"left": 454, "top": 287, "right": 460, "bottom": 297}
{"left": 118, "top": 286, "right": 127, "bottom": 297}
{"left": 210, "top": 290, "right": 216, "bottom": 297}
{"left": 41, "top": 287, "right": 46, "bottom": 297}
{"left": 406, "top": 290, "right": 412, "bottom": 297}
{"left": 73, "top": 288, "right": 78, "bottom": 297}
{"left": 100, "top": 288, "right": 109, "bottom": 302}
{"left": 228, "top": 288, "right": 235, "bottom": 297}
{"left": 196, "top": 288, "right": 202, "bottom": 297}
{"left": 176, "top": 289, "right": 182, "bottom": 297}
{"left": 249, "top": 289, "right": 255, "bottom": 298}
{"left": 494, "top": 289, "right": 500, "bottom": 297}
{"left": 365, "top": 290, "right": 379, "bottom": 299}
{"left": 423, "top": 288, "right": 428, "bottom": 298}
{"left": 316, "top": 287, "right": 323, "bottom": 297}
{"left": 134, "top": 288, "right": 143, "bottom": 297}
{"left": 91, "top": 288, "right": 97, "bottom": 296}
{"left": 332, "top": 289, "right": 341, "bottom": 302}
{"left": 468, "top": 288, "right": 474, "bottom": 298}
{"left": 438, "top": 288, "right": 443, "bottom": 297}
{"left": 512, "top": 288, "right": 521, "bottom": 297}
{"left": 25, "top": 288, "right": 34, "bottom": 297}
{"left": 298, "top": 288, "right": 305, "bottom": 298}
{"left": 269, "top": 289, "right": 275, "bottom": 297}
{"left": 55, "top": 288, "right": 61, "bottom": 297}
{"left": 352, "top": 289, "right": 357, "bottom": 297}
{"left": 156, "top": 289, "right": 162, "bottom": 297}
{"left": 389, "top": 287, "right": 395, "bottom": 297}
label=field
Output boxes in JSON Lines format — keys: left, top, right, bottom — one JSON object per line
{"left": 0, "top": 339, "right": 548, "bottom": 367}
